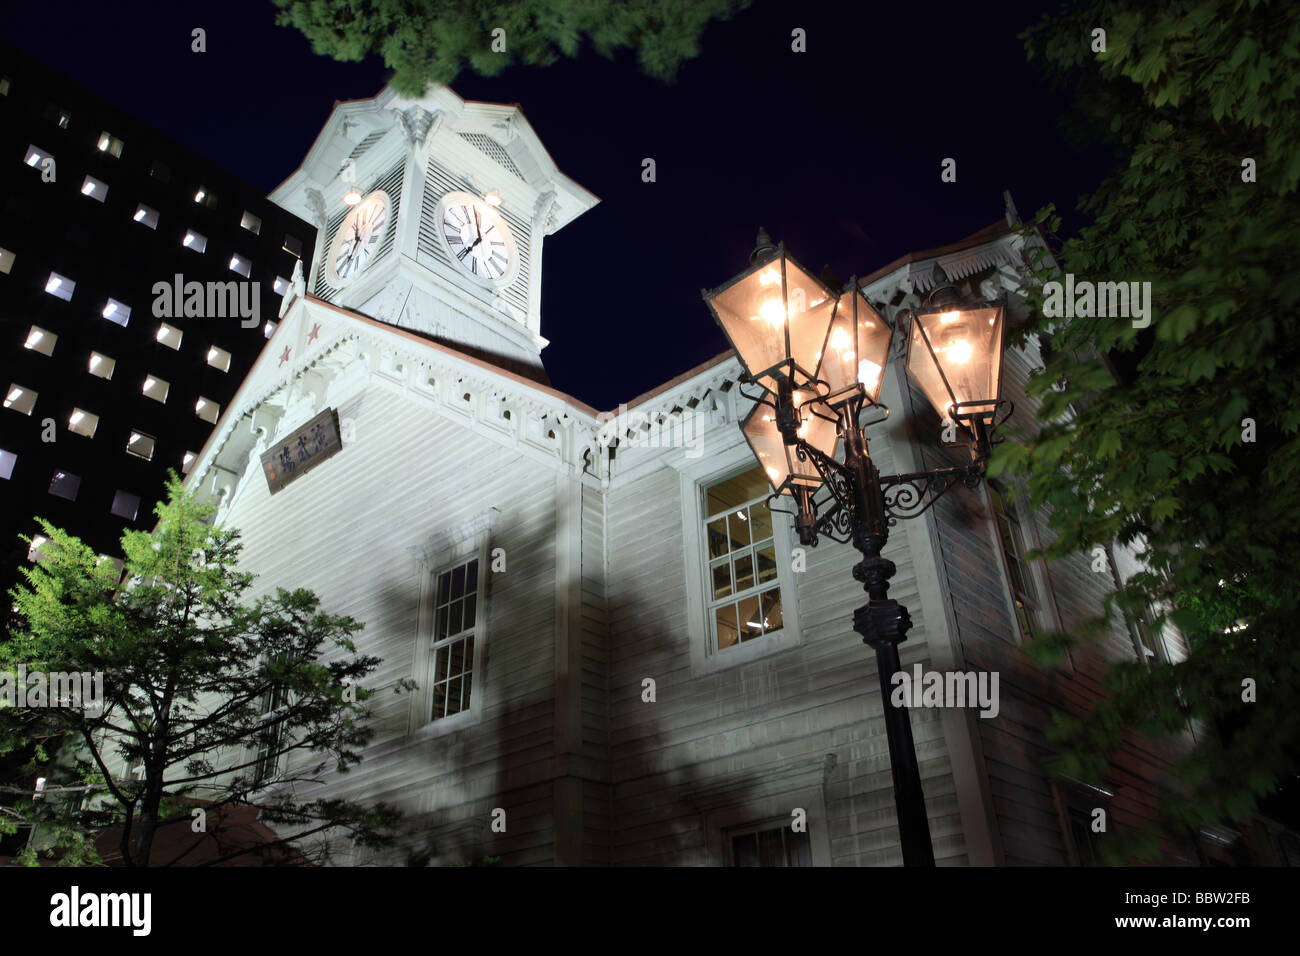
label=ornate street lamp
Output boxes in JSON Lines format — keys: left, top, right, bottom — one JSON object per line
{"left": 703, "top": 230, "right": 1011, "bottom": 867}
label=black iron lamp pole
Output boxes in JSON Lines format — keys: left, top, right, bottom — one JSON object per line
{"left": 704, "top": 229, "right": 1011, "bottom": 868}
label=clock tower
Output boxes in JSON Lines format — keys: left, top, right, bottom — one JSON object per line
{"left": 270, "top": 87, "right": 597, "bottom": 382}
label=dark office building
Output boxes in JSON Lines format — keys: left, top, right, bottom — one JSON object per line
{"left": 0, "top": 40, "right": 315, "bottom": 609}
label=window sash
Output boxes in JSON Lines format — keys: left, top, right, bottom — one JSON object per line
{"left": 702, "top": 479, "right": 783, "bottom": 650}
{"left": 429, "top": 556, "right": 480, "bottom": 721}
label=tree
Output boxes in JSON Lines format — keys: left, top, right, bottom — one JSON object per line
{"left": 0, "top": 474, "right": 404, "bottom": 866}
{"left": 271, "top": 0, "right": 751, "bottom": 94}
{"left": 992, "top": 0, "right": 1300, "bottom": 859}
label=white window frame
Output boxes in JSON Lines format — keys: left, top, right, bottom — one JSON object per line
{"left": 409, "top": 535, "right": 490, "bottom": 736}
{"left": 678, "top": 443, "right": 803, "bottom": 678}
{"left": 981, "top": 479, "right": 1065, "bottom": 650}
{"left": 703, "top": 785, "right": 832, "bottom": 866}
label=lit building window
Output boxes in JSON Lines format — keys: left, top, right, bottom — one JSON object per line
{"left": 68, "top": 409, "right": 99, "bottom": 438}
{"left": 195, "top": 397, "right": 220, "bottom": 424}
{"left": 156, "top": 322, "right": 183, "bottom": 350}
{"left": 206, "top": 346, "right": 232, "bottom": 372}
{"left": 24, "top": 145, "right": 53, "bottom": 169}
{"left": 181, "top": 451, "right": 197, "bottom": 474}
{"left": 102, "top": 298, "right": 130, "bottom": 326}
{"left": 4, "top": 384, "right": 37, "bottom": 415}
{"left": 44, "top": 271, "right": 74, "bottom": 301}
{"left": 182, "top": 230, "right": 207, "bottom": 253}
{"left": 111, "top": 490, "right": 141, "bottom": 521}
{"left": 194, "top": 186, "right": 217, "bottom": 209}
{"left": 0, "top": 76, "right": 11, "bottom": 96}
{"left": 228, "top": 254, "right": 252, "bottom": 278}
{"left": 729, "top": 822, "right": 813, "bottom": 867}
{"left": 55, "top": 110, "right": 71, "bottom": 129}
{"left": 24, "top": 325, "right": 56, "bottom": 357}
{"left": 272, "top": 275, "right": 290, "bottom": 296}
{"left": 126, "top": 430, "right": 155, "bottom": 461}
{"left": 0, "top": 448, "right": 16, "bottom": 480}
{"left": 97, "top": 131, "right": 125, "bottom": 158}
{"left": 428, "top": 556, "right": 481, "bottom": 722}
{"left": 132, "top": 204, "right": 159, "bottom": 230}
{"left": 703, "top": 467, "right": 783, "bottom": 652}
{"left": 263, "top": 321, "right": 277, "bottom": 339}
{"left": 80, "top": 175, "right": 109, "bottom": 202}
{"left": 49, "top": 470, "right": 80, "bottom": 501}
{"left": 282, "top": 234, "right": 302, "bottom": 257}
{"left": 89, "top": 352, "right": 116, "bottom": 379}
{"left": 0, "top": 247, "right": 13, "bottom": 274}
{"left": 27, "top": 535, "right": 49, "bottom": 563}
{"left": 240, "top": 211, "right": 262, "bottom": 234}
{"left": 142, "top": 375, "right": 169, "bottom": 404}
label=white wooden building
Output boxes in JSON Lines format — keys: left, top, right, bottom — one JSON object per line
{"left": 174, "top": 86, "right": 1190, "bottom": 866}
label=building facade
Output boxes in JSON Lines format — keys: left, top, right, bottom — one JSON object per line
{"left": 150, "top": 82, "right": 1222, "bottom": 866}
{"left": 0, "top": 40, "right": 315, "bottom": 606}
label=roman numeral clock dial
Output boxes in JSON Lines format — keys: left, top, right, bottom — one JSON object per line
{"left": 440, "top": 196, "right": 517, "bottom": 284}
{"left": 327, "top": 191, "right": 391, "bottom": 284}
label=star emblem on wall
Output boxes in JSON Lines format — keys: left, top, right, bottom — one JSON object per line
{"left": 307, "top": 323, "right": 321, "bottom": 344}
{"left": 279, "top": 346, "right": 292, "bottom": 366}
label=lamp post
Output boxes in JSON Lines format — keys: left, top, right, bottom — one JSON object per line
{"left": 703, "top": 230, "right": 1010, "bottom": 867}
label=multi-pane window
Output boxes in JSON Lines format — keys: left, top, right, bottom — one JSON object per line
{"left": 1130, "top": 607, "right": 1165, "bottom": 663}
{"left": 988, "top": 482, "right": 1041, "bottom": 641}
{"left": 253, "top": 677, "right": 289, "bottom": 787}
{"left": 729, "top": 823, "right": 812, "bottom": 867}
{"left": 429, "top": 557, "right": 479, "bottom": 721}
{"left": 704, "top": 467, "right": 783, "bottom": 652}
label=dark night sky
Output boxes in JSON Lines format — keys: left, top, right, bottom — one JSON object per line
{"left": 0, "top": 0, "right": 1113, "bottom": 409}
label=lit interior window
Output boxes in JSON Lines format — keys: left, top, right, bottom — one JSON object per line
{"left": 272, "top": 275, "right": 290, "bottom": 296}
{"left": 80, "top": 175, "right": 108, "bottom": 202}
{"left": 132, "top": 204, "right": 159, "bottom": 229}
{"left": 97, "top": 131, "right": 124, "bottom": 158}
{"left": 182, "top": 230, "right": 207, "bottom": 253}
{"left": 194, "top": 187, "right": 217, "bottom": 208}
{"left": 263, "top": 321, "right": 277, "bottom": 339}
{"left": 0, "top": 448, "right": 16, "bottom": 480}
{"left": 126, "top": 430, "right": 155, "bottom": 461}
{"left": 89, "top": 352, "right": 116, "bottom": 379}
{"left": 156, "top": 323, "right": 183, "bottom": 350}
{"left": 240, "top": 211, "right": 262, "bottom": 234}
{"left": 68, "top": 408, "right": 99, "bottom": 438}
{"left": 4, "top": 384, "right": 37, "bottom": 415}
{"left": 102, "top": 298, "right": 130, "bottom": 326}
{"left": 111, "top": 490, "right": 141, "bottom": 520}
{"left": 142, "top": 375, "right": 169, "bottom": 403}
{"left": 49, "top": 470, "right": 80, "bottom": 501}
{"left": 0, "top": 247, "right": 13, "bottom": 274}
{"left": 195, "top": 397, "right": 220, "bottom": 424}
{"left": 27, "top": 535, "right": 49, "bottom": 562}
{"left": 24, "top": 325, "right": 56, "bottom": 357}
{"left": 181, "top": 451, "right": 197, "bottom": 474}
{"left": 56, "top": 110, "right": 71, "bottom": 129}
{"left": 24, "top": 145, "right": 53, "bottom": 168}
{"left": 0, "top": 76, "right": 11, "bottom": 96}
{"left": 44, "top": 272, "right": 74, "bottom": 301}
{"left": 228, "top": 254, "right": 252, "bottom": 278}
{"left": 206, "top": 346, "right": 232, "bottom": 372}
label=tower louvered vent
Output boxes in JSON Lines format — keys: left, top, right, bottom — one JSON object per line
{"left": 459, "top": 133, "right": 526, "bottom": 182}
{"left": 346, "top": 130, "right": 386, "bottom": 163}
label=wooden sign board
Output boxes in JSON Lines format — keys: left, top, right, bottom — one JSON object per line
{"left": 260, "top": 408, "right": 343, "bottom": 495}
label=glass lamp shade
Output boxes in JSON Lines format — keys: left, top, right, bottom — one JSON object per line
{"left": 814, "top": 285, "right": 892, "bottom": 405}
{"left": 742, "top": 400, "right": 840, "bottom": 494}
{"left": 704, "top": 246, "right": 837, "bottom": 392}
{"left": 905, "top": 303, "right": 1005, "bottom": 424}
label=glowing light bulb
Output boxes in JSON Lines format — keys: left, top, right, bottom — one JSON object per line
{"left": 947, "top": 340, "right": 973, "bottom": 364}
{"left": 829, "top": 326, "right": 852, "bottom": 360}
{"left": 758, "top": 268, "right": 782, "bottom": 287}
{"left": 758, "top": 298, "right": 786, "bottom": 328}
{"left": 939, "top": 311, "right": 960, "bottom": 325}
{"left": 765, "top": 465, "right": 780, "bottom": 481}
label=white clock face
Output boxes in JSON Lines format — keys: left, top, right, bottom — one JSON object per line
{"left": 328, "top": 191, "right": 391, "bottom": 283}
{"left": 442, "top": 199, "right": 514, "bottom": 283}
